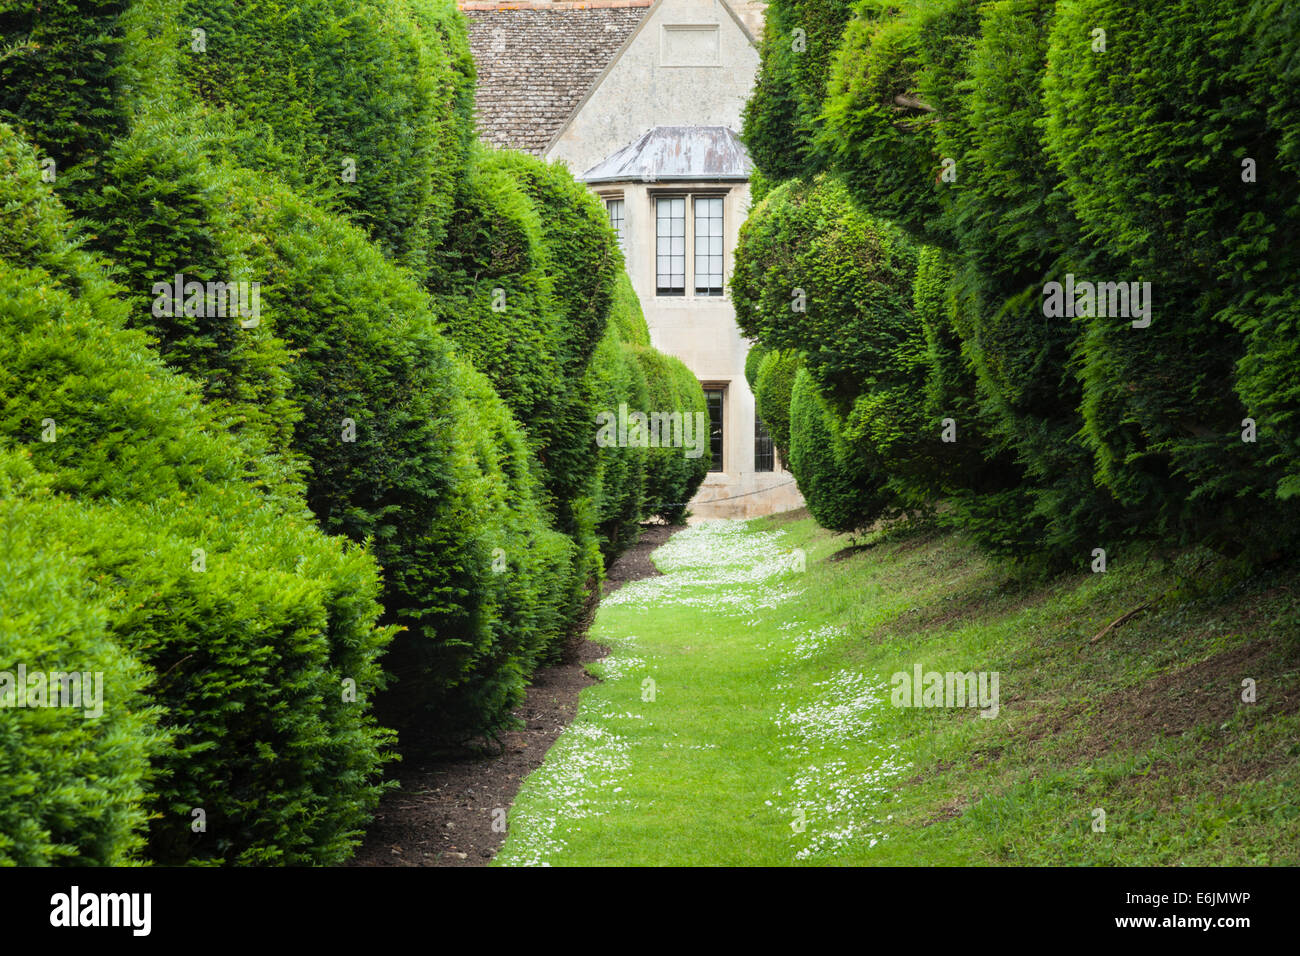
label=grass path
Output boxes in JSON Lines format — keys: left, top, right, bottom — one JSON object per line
{"left": 496, "top": 516, "right": 1300, "bottom": 866}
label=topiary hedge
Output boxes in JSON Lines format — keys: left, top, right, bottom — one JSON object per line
{"left": 742, "top": 0, "right": 855, "bottom": 182}
{"left": 1043, "top": 0, "right": 1300, "bottom": 556}
{"left": 0, "top": 450, "right": 162, "bottom": 866}
{"left": 0, "top": 124, "right": 395, "bottom": 864}
{"left": 788, "top": 367, "right": 890, "bottom": 533}
{"left": 171, "top": 0, "right": 470, "bottom": 270}
{"left": 631, "top": 347, "right": 710, "bottom": 524}
{"left": 753, "top": 349, "right": 800, "bottom": 465}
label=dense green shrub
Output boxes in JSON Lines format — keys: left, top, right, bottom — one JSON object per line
{"left": 632, "top": 347, "right": 710, "bottom": 524}
{"left": 608, "top": 272, "right": 652, "bottom": 347}
{"left": 744, "top": 342, "right": 769, "bottom": 391}
{"left": 0, "top": 125, "right": 394, "bottom": 864}
{"left": 486, "top": 150, "right": 619, "bottom": 376}
{"left": 201, "top": 171, "right": 523, "bottom": 740}
{"left": 438, "top": 147, "right": 619, "bottom": 615}
{"left": 171, "top": 0, "right": 469, "bottom": 269}
{"left": 0, "top": 0, "right": 130, "bottom": 177}
{"left": 788, "top": 368, "right": 890, "bottom": 532}
{"left": 379, "top": 359, "right": 576, "bottom": 733}
{"left": 742, "top": 0, "right": 855, "bottom": 181}
{"left": 588, "top": 324, "right": 650, "bottom": 560}
{"left": 816, "top": 0, "right": 981, "bottom": 245}
{"left": 72, "top": 115, "right": 301, "bottom": 478}
{"left": 1231, "top": 0, "right": 1300, "bottom": 510}
{"left": 429, "top": 146, "right": 569, "bottom": 464}
{"left": 1044, "top": 0, "right": 1300, "bottom": 555}
{"left": 753, "top": 349, "right": 801, "bottom": 464}
{"left": 0, "top": 450, "right": 163, "bottom": 866}
{"left": 731, "top": 175, "right": 918, "bottom": 408}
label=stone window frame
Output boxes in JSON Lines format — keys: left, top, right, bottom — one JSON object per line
{"left": 647, "top": 186, "right": 731, "bottom": 301}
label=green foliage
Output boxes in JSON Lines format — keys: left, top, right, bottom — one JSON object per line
{"left": 0, "top": 450, "right": 162, "bottom": 866}
{"left": 0, "top": 0, "right": 130, "bottom": 177}
{"left": 1043, "top": 0, "right": 1300, "bottom": 555}
{"left": 72, "top": 115, "right": 301, "bottom": 479}
{"left": 731, "top": 175, "right": 918, "bottom": 408}
{"left": 608, "top": 272, "right": 652, "bottom": 347}
{"left": 788, "top": 368, "right": 889, "bottom": 532}
{"left": 816, "top": 0, "right": 981, "bottom": 244}
{"left": 632, "top": 347, "right": 710, "bottom": 524}
{"left": 213, "top": 172, "right": 523, "bottom": 740}
{"left": 742, "top": 0, "right": 855, "bottom": 181}
{"left": 744, "top": 342, "right": 769, "bottom": 391}
{"left": 0, "top": 125, "right": 394, "bottom": 864}
{"left": 486, "top": 150, "right": 618, "bottom": 375}
{"left": 754, "top": 349, "right": 800, "bottom": 463}
{"left": 588, "top": 324, "right": 650, "bottom": 559}
{"left": 173, "top": 0, "right": 470, "bottom": 269}
{"left": 429, "top": 146, "right": 568, "bottom": 462}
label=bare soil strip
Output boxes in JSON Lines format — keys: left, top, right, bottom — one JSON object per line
{"left": 350, "top": 523, "right": 678, "bottom": 867}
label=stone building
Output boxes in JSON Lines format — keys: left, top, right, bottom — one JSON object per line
{"left": 460, "top": 0, "right": 803, "bottom": 519}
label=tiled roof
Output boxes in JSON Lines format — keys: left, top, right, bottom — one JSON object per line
{"left": 460, "top": 2, "right": 654, "bottom": 155}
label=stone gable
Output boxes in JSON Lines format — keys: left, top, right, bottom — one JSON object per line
{"left": 460, "top": 2, "right": 653, "bottom": 155}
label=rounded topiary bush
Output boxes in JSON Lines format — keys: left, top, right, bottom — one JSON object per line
{"left": 0, "top": 0, "right": 130, "bottom": 177}
{"left": 73, "top": 115, "right": 301, "bottom": 476}
{"left": 816, "top": 0, "right": 980, "bottom": 244}
{"left": 788, "top": 367, "right": 889, "bottom": 533}
{"left": 428, "top": 145, "right": 569, "bottom": 465}
{"left": 0, "top": 124, "right": 394, "bottom": 864}
{"left": 0, "top": 450, "right": 162, "bottom": 866}
{"left": 731, "top": 175, "right": 918, "bottom": 411}
{"left": 172, "top": 0, "right": 471, "bottom": 268}
{"left": 1044, "top": 0, "right": 1300, "bottom": 555}
{"left": 742, "top": 0, "right": 855, "bottom": 182}
{"left": 632, "top": 347, "right": 709, "bottom": 524}
{"left": 754, "top": 349, "right": 800, "bottom": 465}
{"left": 588, "top": 323, "right": 650, "bottom": 560}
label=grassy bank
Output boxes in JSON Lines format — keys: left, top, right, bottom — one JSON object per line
{"left": 496, "top": 514, "right": 1300, "bottom": 866}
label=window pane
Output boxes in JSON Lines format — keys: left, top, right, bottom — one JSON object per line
{"left": 656, "top": 197, "right": 686, "bottom": 295}
{"left": 694, "top": 196, "right": 724, "bottom": 296}
{"left": 704, "top": 387, "right": 724, "bottom": 472}
{"left": 754, "top": 415, "right": 774, "bottom": 472}
{"left": 606, "top": 198, "right": 625, "bottom": 256}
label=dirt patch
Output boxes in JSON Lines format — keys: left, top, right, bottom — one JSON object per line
{"left": 1077, "top": 640, "right": 1298, "bottom": 759}
{"left": 1014, "top": 639, "right": 1300, "bottom": 768}
{"left": 349, "top": 522, "right": 678, "bottom": 867}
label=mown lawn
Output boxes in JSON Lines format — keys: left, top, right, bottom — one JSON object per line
{"left": 495, "top": 514, "right": 1300, "bottom": 866}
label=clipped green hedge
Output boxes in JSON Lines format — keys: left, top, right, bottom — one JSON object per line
{"left": 0, "top": 0, "right": 130, "bottom": 177}
{"left": 588, "top": 324, "right": 650, "bottom": 560}
{"left": 816, "top": 0, "right": 980, "bottom": 244}
{"left": 1044, "top": 0, "right": 1300, "bottom": 555}
{"left": 753, "top": 349, "right": 800, "bottom": 464}
{"left": 429, "top": 145, "right": 569, "bottom": 465}
{"left": 172, "top": 0, "right": 471, "bottom": 269}
{"left": 72, "top": 114, "right": 301, "bottom": 477}
{"left": 0, "top": 124, "right": 394, "bottom": 864}
{"left": 731, "top": 175, "right": 918, "bottom": 408}
{"left": 0, "top": 450, "right": 162, "bottom": 866}
{"left": 742, "top": 0, "right": 855, "bottom": 182}
{"left": 788, "top": 367, "right": 888, "bottom": 532}
{"left": 630, "top": 347, "right": 710, "bottom": 524}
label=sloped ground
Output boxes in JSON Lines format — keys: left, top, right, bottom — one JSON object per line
{"left": 494, "top": 516, "right": 1300, "bottom": 865}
